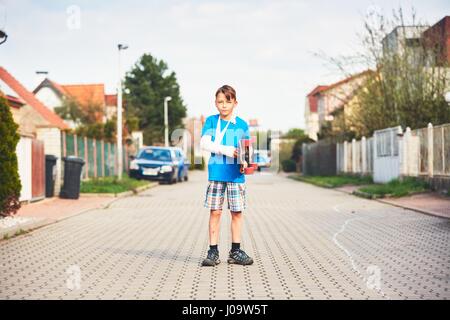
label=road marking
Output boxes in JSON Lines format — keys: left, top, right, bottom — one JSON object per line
{"left": 332, "top": 201, "right": 391, "bottom": 300}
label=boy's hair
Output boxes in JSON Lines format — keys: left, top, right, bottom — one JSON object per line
{"left": 215, "top": 85, "right": 236, "bottom": 102}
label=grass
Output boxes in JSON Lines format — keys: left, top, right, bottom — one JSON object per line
{"left": 2, "top": 229, "right": 27, "bottom": 241}
{"left": 289, "top": 174, "right": 373, "bottom": 188}
{"left": 80, "top": 175, "right": 151, "bottom": 194}
{"left": 358, "top": 177, "right": 429, "bottom": 198}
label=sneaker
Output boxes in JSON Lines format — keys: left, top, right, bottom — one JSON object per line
{"left": 227, "top": 249, "right": 254, "bottom": 265}
{"left": 202, "top": 249, "right": 220, "bottom": 266}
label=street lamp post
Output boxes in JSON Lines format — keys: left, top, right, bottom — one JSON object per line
{"left": 0, "top": 30, "right": 8, "bottom": 45}
{"left": 117, "top": 43, "right": 128, "bottom": 180}
{"left": 164, "top": 96, "right": 172, "bottom": 147}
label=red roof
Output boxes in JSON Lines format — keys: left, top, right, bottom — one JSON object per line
{"left": 61, "top": 83, "right": 105, "bottom": 108}
{"left": 306, "top": 85, "right": 328, "bottom": 113}
{"left": 0, "top": 67, "right": 69, "bottom": 129}
{"left": 6, "top": 94, "right": 25, "bottom": 108}
{"left": 0, "top": 91, "right": 25, "bottom": 109}
{"left": 321, "top": 70, "right": 374, "bottom": 93}
{"left": 105, "top": 94, "right": 117, "bottom": 106}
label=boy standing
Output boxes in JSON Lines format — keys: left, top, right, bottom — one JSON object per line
{"left": 200, "top": 85, "right": 254, "bottom": 267}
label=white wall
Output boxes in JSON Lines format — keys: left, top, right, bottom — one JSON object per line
{"left": 306, "top": 113, "right": 319, "bottom": 141}
{"left": 16, "top": 136, "right": 32, "bottom": 201}
{"left": 35, "top": 87, "right": 62, "bottom": 112}
{"left": 36, "top": 127, "right": 62, "bottom": 195}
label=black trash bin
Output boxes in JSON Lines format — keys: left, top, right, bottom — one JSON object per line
{"left": 45, "top": 155, "right": 58, "bottom": 197}
{"left": 60, "top": 156, "right": 85, "bottom": 199}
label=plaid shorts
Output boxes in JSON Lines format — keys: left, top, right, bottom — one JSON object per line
{"left": 204, "top": 181, "right": 247, "bottom": 212}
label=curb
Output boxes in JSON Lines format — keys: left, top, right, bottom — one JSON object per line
{"left": 375, "top": 198, "right": 450, "bottom": 219}
{"left": 289, "top": 176, "right": 449, "bottom": 219}
{"left": 287, "top": 175, "right": 334, "bottom": 188}
{"left": 0, "top": 217, "right": 53, "bottom": 240}
{"left": 352, "top": 190, "right": 385, "bottom": 199}
{"left": 80, "top": 182, "right": 158, "bottom": 198}
{"left": 0, "top": 182, "right": 159, "bottom": 242}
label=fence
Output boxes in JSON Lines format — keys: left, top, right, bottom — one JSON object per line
{"left": 16, "top": 136, "right": 45, "bottom": 202}
{"left": 336, "top": 136, "right": 374, "bottom": 176}
{"left": 302, "top": 139, "right": 336, "bottom": 176}
{"left": 304, "top": 122, "right": 450, "bottom": 190}
{"left": 61, "top": 132, "right": 130, "bottom": 180}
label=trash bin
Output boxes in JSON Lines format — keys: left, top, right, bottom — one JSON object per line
{"left": 60, "top": 156, "right": 85, "bottom": 199}
{"left": 45, "top": 155, "right": 58, "bottom": 197}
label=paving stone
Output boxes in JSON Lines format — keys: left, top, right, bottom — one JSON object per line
{"left": 0, "top": 171, "right": 448, "bottom": 300}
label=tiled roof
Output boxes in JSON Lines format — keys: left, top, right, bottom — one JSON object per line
{"left": 105, "top": 94, "right": 117, "bottom": 106}
{"left": 61, "top": 83, "right": 105, "bottom": 107}
{"left": 0, "top": 67, "right": 69, "bottom": 129}
{"left": 306, "top": 86, "right": 329, "bottom": 113}
{"left": 321, "top": 70, "right": 374, "bottom": 93}
{"left": 6, "top": 94, "right": 25, "bottom": 108}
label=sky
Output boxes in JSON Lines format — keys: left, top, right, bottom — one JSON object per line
{"left": 0, "top": 0, "right": 448, "bottom": 132}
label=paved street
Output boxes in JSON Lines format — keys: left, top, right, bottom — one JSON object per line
{"left": 0, "top": 170, "right": 449, "bottom": 300}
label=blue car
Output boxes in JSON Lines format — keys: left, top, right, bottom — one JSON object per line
{"left": 129, "top": 147, "right": 188, "bottom": 184}
{"left": 254, "top": 154, "right": 271, "bottom": 171}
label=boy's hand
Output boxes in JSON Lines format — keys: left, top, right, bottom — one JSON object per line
{"left": 233, "top": 148, "right": 238, "bottom": 158}
{"left": 240, "top": 161, "right": 248, "bottom": 174}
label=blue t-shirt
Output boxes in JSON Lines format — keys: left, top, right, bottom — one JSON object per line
{"left": 201, "top": 114, "right": 250, "bottom": 183}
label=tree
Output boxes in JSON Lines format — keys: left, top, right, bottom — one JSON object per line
{"left": 124, "top": 53, "right": 187, "bottom": 145}
{"left": 282, "top": 128, "right": 308, "bottom": 140}
{"left": 54, "top": 96, "right": 104, "bottom": 126}
{"left": 0, "top": 96, "right": 22, "bottom": 217}
{"left": 54, "top": 97, "right": 84, "bottom": 126}
{"left": 318, "top": 8, "right": 450, "bottom": 137}
{"left": 279, "top": 128, "right": 314, "bottom": 172}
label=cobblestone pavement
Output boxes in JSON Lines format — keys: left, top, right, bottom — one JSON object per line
{"left": 0, "top": 170, "right": 449, "bottom": 300}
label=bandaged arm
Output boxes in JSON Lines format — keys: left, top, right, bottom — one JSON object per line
{"left": 200, "top": 135, "right": 236, "bottom": 158}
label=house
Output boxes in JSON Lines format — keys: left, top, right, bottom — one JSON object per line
{"left": 315, "top": 70, "right": 373, "bottom": 134}
{"left": 183, "top": 116, "right": 206, "bottom": 164}
{"left": 304, "top": 85, "right": 328, "bottom": 141}
{"left": 422, "top": 16, "right": 450, "bottom": 66}
{"left": 0, "top": 66, "right": 69, "bottom": 201}
{"left": 33, "top": 78, "right": 121, "bottom": 128}
{"left": 382, "top": 25, "right": 429, "bottom": 58}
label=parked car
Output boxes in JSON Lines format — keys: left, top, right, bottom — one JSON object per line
{"left": 254, "top": 154, "right": 271, "bottom": 171}
{"left": 170, "top": 147, "right": 190, "bottom": 182}
{"left": 129, "top": 147, "right": 181, "bottom": 184}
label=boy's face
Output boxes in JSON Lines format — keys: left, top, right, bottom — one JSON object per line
{"left": 215, "top": 92, "right": 237, "bottom": 118}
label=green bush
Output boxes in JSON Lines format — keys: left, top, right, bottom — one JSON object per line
{"left": 0, "top": 96, "right": 22, "bottom": 217}
{"left": 282, "top": 159, "right": 297, "bottom": 172}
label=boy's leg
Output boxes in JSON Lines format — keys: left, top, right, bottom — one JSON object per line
{"left": 226, "top": 183, "right": 253, "bottom": 265}
{"left": 228, "top": 183, "right": 246, "bottom": 244}
{"left": 230, "top": 211, "right": 242, "bottom": 244}
{"left": 202, "top": 181, "right": 225, "bottom": 266}
{"left": 209, "top": 209, "right": 222, "bottom": 246}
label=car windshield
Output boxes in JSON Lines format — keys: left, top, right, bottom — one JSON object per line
{"left": 255, "top": 155, "right": 265, "bottom": 161}
{"left": 138, "top": 149, "right": 172, "bottom": 161}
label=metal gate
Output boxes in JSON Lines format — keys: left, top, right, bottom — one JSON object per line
{"left": 31, "top": 139, "right": 45, "bottom": 201}
{"left": 373, "top": 126, "right": 401, "bottom": 183}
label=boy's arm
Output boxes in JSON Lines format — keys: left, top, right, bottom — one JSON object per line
{"left": 200, "top": 135, "right": 236, "bottom": 158}
{"left": 200, "top": 116, "right": 236, "bottom": 158}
